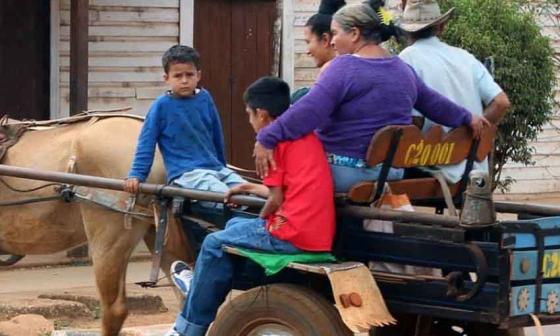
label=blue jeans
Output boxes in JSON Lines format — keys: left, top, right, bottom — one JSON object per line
{"left": 330, "top": 163, "right": 404, "bottom": 193}
{"left": 173, "top": 167, "right": 246, "bottom": 208}
{"left": 173, "top": 217, "right": 300, "bottom": 336}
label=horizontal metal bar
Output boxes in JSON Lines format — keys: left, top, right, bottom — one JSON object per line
{"left": 339, "top": 205, "right": 460, "bottom": 227}
{"left": 495, "top": 201, "right": 560, "bottom": 217}
{"left": 0, "top": 164, "right": 265, "bottom": 208}
{"left": 0, "top": 164, "right": 469, "bottom": 227}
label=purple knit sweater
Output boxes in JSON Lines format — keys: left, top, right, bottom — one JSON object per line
{"left": 257, "top": 55, "right": 472, "bottom": 159}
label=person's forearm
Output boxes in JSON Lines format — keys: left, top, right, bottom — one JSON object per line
{"left": 241, "top": 183, "right": 270, "bottom": 198}
{"left": 260, "top": 187, "right": 283, "bottom": 218}
{"left": 257, "top": 83, "right": 337, "bottom": 149}
{"left": 415, "top": 83, "right": 472, "bottom": 128}
{"left": 483, "top": 92, "right": 510, "bottom": 124}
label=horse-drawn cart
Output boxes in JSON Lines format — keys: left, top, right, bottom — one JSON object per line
{"left": 2, "top": 115, "right": 560, "bottom": 335}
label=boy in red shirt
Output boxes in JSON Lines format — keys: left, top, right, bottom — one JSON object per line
{"left": 167, "top": 77, "right": 335, "bottom": 336}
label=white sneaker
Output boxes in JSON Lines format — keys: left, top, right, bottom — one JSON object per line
{"left": 171, "top": 260, "right": 194, "bottom": 297}
{"left": 163, "top": 326, "right": 181, "bottom": 336}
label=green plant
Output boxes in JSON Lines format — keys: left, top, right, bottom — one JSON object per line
{"left": 437, "top": 0, "right": 557, "bottom": 191}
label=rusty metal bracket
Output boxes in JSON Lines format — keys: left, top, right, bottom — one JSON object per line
{"left": 136, "top": 197, "right": 169, "bottom": 288}
{"left": 445, "top": 243, "right": 488, "bottom": 302}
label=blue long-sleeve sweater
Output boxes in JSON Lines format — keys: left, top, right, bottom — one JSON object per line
{"left": 128, "top": 90, "right": 226, "bottom": 183}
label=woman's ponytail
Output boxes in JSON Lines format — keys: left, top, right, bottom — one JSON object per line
{"left": 366, "top": 0, "right": 400, "bottom": 42}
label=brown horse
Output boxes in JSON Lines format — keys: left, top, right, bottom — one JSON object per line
{"left": 0, "top": 115, "right": 193, "bottom": 336}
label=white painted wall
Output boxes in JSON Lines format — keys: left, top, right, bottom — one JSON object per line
{"left": 55, "top": 0, "right": 181, "bottom": 117}
{"left": 500, "top": 9, "right": 560, "bottom": 194}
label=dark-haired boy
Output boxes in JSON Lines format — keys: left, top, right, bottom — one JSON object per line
{"left": 167, "top": 77, "right": 335, "bottom": 336}
{"left": 125, "top": 45, "right": 245, "bottom": 199}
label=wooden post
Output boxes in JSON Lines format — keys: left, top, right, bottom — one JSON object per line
{"left": 68, "top": 0, "right": 88, "bottom": 258}
{"left": 69, "top": 0, "right": 88, "bottom": 116}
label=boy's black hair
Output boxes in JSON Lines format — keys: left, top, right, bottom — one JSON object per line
{"left": 162, "top": 45, "right": 201, "bottom": 73}
{"left": 306, "top": 0, "right": 346, "bottom": 39}
{"left": 243, "top": 77, "right": 291, "bottom": 118}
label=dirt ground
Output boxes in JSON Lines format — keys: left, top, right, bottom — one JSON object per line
{"left": 0, "top": 253, "right": 180, "bottom": 331}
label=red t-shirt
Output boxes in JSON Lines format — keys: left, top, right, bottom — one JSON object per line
{"left": 263, "top": 133, "right": 335, "bottom": 251}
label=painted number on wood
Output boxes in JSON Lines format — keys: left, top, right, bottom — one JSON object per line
{"left": 404, "top": 141, "right": 456, "bottom": 166}
{"left": 543, "top": 250, "right": 560, "bottom": 278}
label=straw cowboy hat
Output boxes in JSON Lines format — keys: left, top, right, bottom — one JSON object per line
{"left": 399, "top": 0, "right": 455, "bottom": 33}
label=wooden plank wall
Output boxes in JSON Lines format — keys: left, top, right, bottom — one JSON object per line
{"left": 58, "top": 0, "right": 179, "bottom": 116}
{"left": 501, "top": 9, "right": 560, "bottom": 194}
{"left": 293, "top": 0, "right": 401, "bottom": 89}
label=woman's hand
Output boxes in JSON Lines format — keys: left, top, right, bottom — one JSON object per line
{"left": 254, "top": 141, "right": 276, "bottom": 178}
{"left": 123, "top": 178, "right": 140, "bottom": 194}
{"left": 469, "top": 115, "right": 491, "bottom": 139}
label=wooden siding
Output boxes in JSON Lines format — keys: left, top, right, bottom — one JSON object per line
{"left": 501, "top": 8, "right": 560, "bottom": 194}
{"left": 58, "top": 0, "right": 179, "bottom": 116}
{"left": 292, "top": 0, "right": 403, "bottom": 89}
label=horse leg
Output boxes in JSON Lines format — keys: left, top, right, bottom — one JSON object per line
{"left": 82, "top": 206, "right": 150, "bottom": 336}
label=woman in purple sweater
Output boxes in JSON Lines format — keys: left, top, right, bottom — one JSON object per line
{"left": 255, "top": 0, "right": 489, "bottom": 192}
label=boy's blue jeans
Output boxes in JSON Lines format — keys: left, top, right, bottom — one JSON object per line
{"left": 173, "top": 216, "right": 299, "bottom": 336}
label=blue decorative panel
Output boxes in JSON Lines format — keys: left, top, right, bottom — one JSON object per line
{"left": 503, "top": 217, "right": 560, "bottom": 249}
{"left": 511, "top": 251, "right": 538, "bottom": 280}
{"left": 510, "top": 285, "right": 535, "bottom": 316}
{"left": 540, "top": 284, "right": 560, "bottom": 314}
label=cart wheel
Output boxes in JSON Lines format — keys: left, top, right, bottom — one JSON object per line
{"left": 208, "top": 284, "right": 353, "bottom": 336}
{"left": 0, "top": 254, "right": 24, "bottom": 266}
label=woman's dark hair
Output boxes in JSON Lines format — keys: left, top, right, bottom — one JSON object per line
{"left": 333, "top": 0, "right": 400, "bottom": 43}
{"left": 305, "top": 0, "right": 346, "bottom": 39}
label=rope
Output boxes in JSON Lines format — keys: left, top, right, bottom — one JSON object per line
{"left": 0, "top": 195, "right": 62, "bottom": 206}
{"left": 529, "top": 314, "right": 545, "bottom": 336}
{"left": 0, "top": 186, "right": 153, "bottom": 219}
{"left": 0, "top": 177, "right": 59, "bottom": 193}
{"left": 433, "top": 172, "right": 458, "bottom": 217}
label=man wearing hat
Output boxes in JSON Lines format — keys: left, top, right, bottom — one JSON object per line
{"left": 399, "top": 0, "right": 511, "bottom": 183}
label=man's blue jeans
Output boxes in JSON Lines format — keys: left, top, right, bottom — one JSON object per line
{"left": 173, "top": 216, "right": 300, "bottom": 336}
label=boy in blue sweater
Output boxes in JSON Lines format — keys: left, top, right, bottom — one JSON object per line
{"left": 124, "top": 45, "right": 245, "bottom": 197}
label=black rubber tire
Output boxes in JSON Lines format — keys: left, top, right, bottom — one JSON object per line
{"left": 208, "top": 283, "right": 353, "bottom": 336}
{"left": 0, "top": 254, "right": 24, "bottom": 266}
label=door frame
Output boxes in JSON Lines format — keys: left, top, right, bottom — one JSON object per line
{"left": 181, "top": 0, "right": 294, "bottom": 88}
{"left": 50, "top": 0, "right": 60, "bottom": 119}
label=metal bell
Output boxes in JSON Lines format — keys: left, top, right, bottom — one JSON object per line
{"left": 460, "top": 170, "right": 496, "bottom": 228}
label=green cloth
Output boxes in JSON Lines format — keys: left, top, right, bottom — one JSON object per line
{"left": 237, "top": 248, "right": 336, "bottom": 276}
